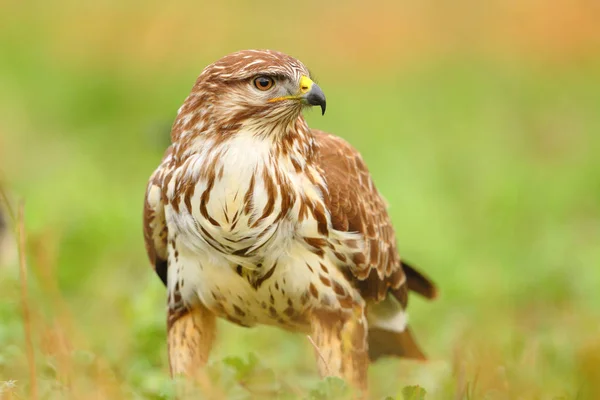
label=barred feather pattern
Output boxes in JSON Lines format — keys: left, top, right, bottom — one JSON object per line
{"left": 143, "top": 50, "right": 417, "bottom": 333}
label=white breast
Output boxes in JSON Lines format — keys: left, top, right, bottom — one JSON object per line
{"left": 166, "top": 131, "right": 293, "bottom": 268}
{"left": 206, "top": 132, "right": 273, "bottom": 226}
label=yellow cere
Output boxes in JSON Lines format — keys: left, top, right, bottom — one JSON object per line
{"left": 299, "top": 75, "right": 313, "bottom": 94}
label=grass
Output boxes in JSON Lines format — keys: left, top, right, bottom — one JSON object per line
{"left": 1, "top": 1, "right": 600, "bottom": 399}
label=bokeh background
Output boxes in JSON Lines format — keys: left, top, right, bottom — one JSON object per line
{"left": 1, "top": 1, "right": 599, "bottom": 399}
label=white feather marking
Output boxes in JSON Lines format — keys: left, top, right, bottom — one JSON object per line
{"left": 366, "top": 294, "right": 408, "bottom": 333}
{"left": 368, "top": 310, "right": 408, "bottom": 333}
{"left": 244, "top": 59, "right": 264, "bottom": 67}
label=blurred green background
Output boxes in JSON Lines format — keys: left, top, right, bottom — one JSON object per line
{"left": 1, "top": 1, "right": 599, "bottom": 399}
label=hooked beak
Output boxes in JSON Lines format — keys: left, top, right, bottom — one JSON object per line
{"left": 299, "top": 75, "right": 326, "bottom": 115}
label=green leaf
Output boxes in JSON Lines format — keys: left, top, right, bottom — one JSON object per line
{"left": 402, "top": 385, "right": 427, "bottom": 400}
{"left": 309, "top": 377, "right": 353, "bottom": 400}
{"left": 220, "top": 354, "right": 282, "bottom": 396}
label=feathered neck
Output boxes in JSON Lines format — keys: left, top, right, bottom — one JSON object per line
{"left": 170, "top": 109, "right": 317, "bottom": 169}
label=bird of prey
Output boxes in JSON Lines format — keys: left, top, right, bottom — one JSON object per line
{"left": 143, "top": 49, "right": 437, "bottom": 391}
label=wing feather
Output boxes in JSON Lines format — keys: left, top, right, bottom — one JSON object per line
{"left": 143, "top": 146, "right": 173, "bottom": 286}
{"left": 313, "top": 130, "right": 434, "bottom": 305}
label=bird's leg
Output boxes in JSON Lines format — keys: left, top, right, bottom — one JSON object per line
{"left": 167, "top": 301, "right": 216, "bottom": 377}
{"left": 310, "top": 306, "right": 369, "bottom": 392}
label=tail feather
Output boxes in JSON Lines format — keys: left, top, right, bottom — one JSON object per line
{"left": 402, "top": 261, "right": 438, "bottom": 300}
{"left": 368, "top": 326, "right": 427, "bottom": 361}
{"left": 368, "top": 261, "right": 436, "bottom": 362}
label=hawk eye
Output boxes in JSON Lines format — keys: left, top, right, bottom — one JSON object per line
{"left": 253, "top": 76, "right": 274, "bottom": 91}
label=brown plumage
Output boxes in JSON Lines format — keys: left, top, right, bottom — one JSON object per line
{"left": 143, "top": 49, "right": 437, "bottom": 392}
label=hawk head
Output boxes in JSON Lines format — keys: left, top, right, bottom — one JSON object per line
{"left": 174, "top": 50, "right": 326, "bottom": 142}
